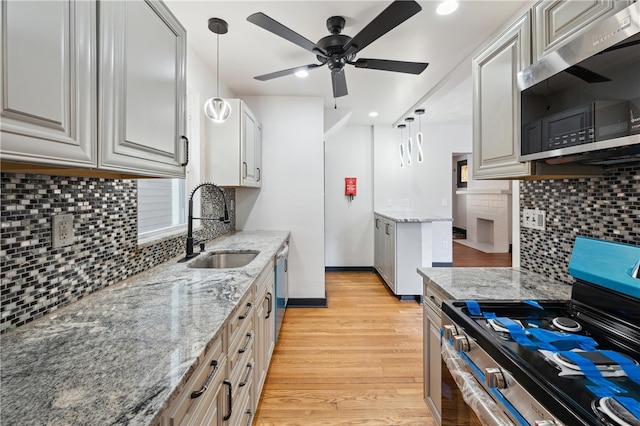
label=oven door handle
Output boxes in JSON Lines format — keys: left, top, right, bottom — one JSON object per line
{"left": 441, "top": 341, "right": 516, "bottom": 426}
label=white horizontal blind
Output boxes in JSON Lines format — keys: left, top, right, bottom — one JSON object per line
{"left": 138, "top": 178, "right": 185, "bottom": 234}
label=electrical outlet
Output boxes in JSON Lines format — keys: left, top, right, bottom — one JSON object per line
{"left": 52, "top": 214, "right": 74, "bottom": 248}
{"left": 402, "top": 198, "right": 410, "bottom": 207}
{"left": 443, "top": 240, "right": 450, "bottom": 249}
{"left": 442, "top": 198, "right": 448, "bottom": 206}
{"left": 522, "top": 209, "right": 546, "bottom": 231}
{"left": 387, "top": 199, "right": 392, "bottom": 207}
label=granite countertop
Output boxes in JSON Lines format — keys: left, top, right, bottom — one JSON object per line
{"left": 0, "top": 230, "right": 289, "bottom": 426}
{"left": 417, "top": 267, "right": 572, "bottom": 300}
{"left": 375, "top": 210, "right": 453, "bottom": 223}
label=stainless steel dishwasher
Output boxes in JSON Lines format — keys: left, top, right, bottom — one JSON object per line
{"left": 274, "top": 241, "right": 289, "bottom": 340}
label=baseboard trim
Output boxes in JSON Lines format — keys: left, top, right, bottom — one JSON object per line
{"left": 325, "top": 266, "right": 374, "bottom": 273}
{"left": 287, "top": 292, "right": 328, "bottom": 308}
{"left": 432, "top": 262, "right": 453, "bottom": 267}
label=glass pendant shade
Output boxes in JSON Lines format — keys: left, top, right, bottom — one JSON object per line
{"left": 398, "top": 124, "right": 406, "bottom": 168}
{"left": 204, "top": 97, "right": 231, "bottom": 123}
{"left": 407, "top": 137, "right": 413, "bottom": 165}
{"left": 416, "top": 132, "right": 424, "bottom": 163}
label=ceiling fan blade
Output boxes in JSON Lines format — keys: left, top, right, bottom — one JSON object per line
{"left": 353, "top": 58, "right": 428, "bottom": 74}
{"left": 564, "top": 65, "right": 611, "bottom": 83}
{"left": 247, "top": 12, "right": 327, "bottom": 57}
{"left": 331, "top": 70, "right": 348, "bottom": 98}
{"left": 254, "top": 63, "right": 325, "bottom": 81}
{"left": 343, "top": 0, "right": 422, "bottom": 55}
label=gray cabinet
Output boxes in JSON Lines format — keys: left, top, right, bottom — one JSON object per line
{"left": 532, "top": 0, "right": 633, "bottom": 62}
{"left": 472, "top": 12, "right": 533, "bottom": 180}
{"left": 0, "top": 0, "right": 97, "bottom": 167}
{"left": 423, "top": 279, "right": 446, "bottom": 425}
{"left": 1, "top": 0, "right": 187, "bottom": 178}
{"left": 205, "top": 99, "right": 262, "bottom": 187}
{"left": 99, "top": 0, "right": 187, "bottom": 177}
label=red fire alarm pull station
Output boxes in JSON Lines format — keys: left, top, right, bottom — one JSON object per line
{"left": 345, "top": 177, "right": 357, "bottom": 201}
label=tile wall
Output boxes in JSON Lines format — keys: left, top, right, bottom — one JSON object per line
{"left": 0, "top": 173, "right": 235, "bottom": 334}
{"left": 520, "top": 164, "right": 639, "bottom": 284}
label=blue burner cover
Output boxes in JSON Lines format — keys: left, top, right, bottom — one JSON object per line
{"left": 568, "top": 237, "right": 640, "bottom": 299}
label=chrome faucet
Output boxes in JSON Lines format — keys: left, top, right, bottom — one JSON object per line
{"left": 184, "top": 182, "right": 231, "bottom": 260}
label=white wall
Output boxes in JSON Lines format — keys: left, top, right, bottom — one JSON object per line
{"left": 324, "top": 126, "right": 374, "bottom": 267}
{"left": 236, "top": 96, "right": 326, "bottom": 300}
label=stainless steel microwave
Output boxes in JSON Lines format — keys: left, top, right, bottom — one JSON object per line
{"left": 518, "top": 3, "right": 640, "bottom": 165}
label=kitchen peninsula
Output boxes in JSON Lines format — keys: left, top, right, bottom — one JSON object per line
{"left": 374, "top": 211, "right": 452, "bottom": 299}
{"left": 0, "top": 230, "right": 289, "bottom": 425}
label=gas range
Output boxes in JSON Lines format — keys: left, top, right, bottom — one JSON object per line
{"left": 441, "top": 237, "right": 640, "bottom": 426}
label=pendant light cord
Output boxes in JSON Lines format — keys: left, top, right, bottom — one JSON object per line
{"left": 216, "top": 33, "right": 220, "bottom": 97}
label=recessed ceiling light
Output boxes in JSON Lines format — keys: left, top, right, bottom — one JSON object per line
{"left": 295, "top": 69, "right": 309, "bottom": 78}
{"left": 369, "top": 111, "right": 379, "bottom": 117}
{"left": 437, "top": 0, "right": 458, "bottom": 16}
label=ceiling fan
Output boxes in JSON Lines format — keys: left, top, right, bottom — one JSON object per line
{"left": 247, "top": 0, "right": 429, "bottom": 98}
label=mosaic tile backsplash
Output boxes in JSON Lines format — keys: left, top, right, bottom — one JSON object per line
{"left": 520, "top": 164, "right": 640, "bottom": 284}
{"left": 0, "top": 173, "right": 234, "bottom": 334}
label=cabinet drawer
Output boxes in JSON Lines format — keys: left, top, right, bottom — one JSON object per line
{"left": 166, "top": 333, "right": 225, "bottom": 426}
{"left": 228, "top": 375, "right": 254, "bottom": 426}
{"left": 228, "top": 290, "right": 254, "bottom": 341}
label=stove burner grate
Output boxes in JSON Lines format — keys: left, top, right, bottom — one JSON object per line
{"left": 597, "top": 397, "right": 640, "bottom": 426}
{"left": 552, "top": 316, "right": 582, "bottom": 332}
{"left": 487, "top": 318, "right": 523, "bottom": 333}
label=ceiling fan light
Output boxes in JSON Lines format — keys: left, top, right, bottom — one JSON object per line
{"left": 437, "top": 0, "right": 458, "bottom": 16}
{"left": 368, "top": 111, "right": 379, "bottom": 117}
{"left": 204, "top": 97, "right": 232, "bottom": 123}
{"left": 295, "top": 69, "right": 309, "bottom": 78}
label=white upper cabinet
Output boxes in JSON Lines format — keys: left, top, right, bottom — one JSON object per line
{"left": 0, "top": 0, "right": 97, "bottom": 167}
{"left": 472, "top": 13, "right": 533, "bottom": 179}
{"left": 0, "top": 0, "right": 187, "bottom": 178}
{"left": 205, "top": 99, "right": 262, "bottom": 187}
{"left": 99, "top": 0, "right": 187, "bottom": 177}
{"left": 533, "top": 0, "right": 634, "bottom": 62}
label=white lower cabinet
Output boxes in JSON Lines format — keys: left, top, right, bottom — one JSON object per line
{"left": 374, "top": 214, "right": 423, "bottom": 298}
{"left": 423, "top": 280, "right": 444, "bottom": 425}
{"left": 162, "top": 260, "right": 276, "bottom": 426}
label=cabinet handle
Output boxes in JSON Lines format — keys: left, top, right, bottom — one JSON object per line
{"left": 375, "top": 218, "right": 380, "bottom": 229}
{"left": 257, "top": 167, "right": 261, "bottom": 182}
{"left": 180, "top": 135, "right": 189, "bottom": 167}
{"left": 239, "top": 302, "right": 253, "bottom": 320}
{"left": 239, "top": 362, "right": 253, "bottom": 387}
{"left": 223, "top": 379, "right": 232, "bottom": 421}
{"left": 190, "top": 359, "right": 219, "bottom": 399}
{"left": 239, "top": 332, "right": 253, "bottom": 354}
{"left": 244, "top": 409, "right": 254, "bottom": 426}
{"left": 242, "top": 161, "right": 248, "bottom": 178}
{"left": 284, "top": 258, "right": 287, "bottom": 273}
{"left": 266, "top": 292, "right": 273, "bottom": 319}
{"left": 385, "top": 223, "right": 390, "bottom": 235}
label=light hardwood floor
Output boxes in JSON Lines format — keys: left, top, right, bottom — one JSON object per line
{"left": 254, "top": 272, "right": 432, "bottom": 425}
{"left": 254, "top": 245, "right": 511, "bottom": 425}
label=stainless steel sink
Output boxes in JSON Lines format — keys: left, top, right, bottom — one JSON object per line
{"left": 188, "top": 250, "right": 259, "bottom": 269}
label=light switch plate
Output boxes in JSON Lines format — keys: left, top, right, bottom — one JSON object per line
{"left": 522, "top": 209, "right": 546, "bottom": 231}
{"left": 52, "top": 214, "right": 74, "bottom": 248}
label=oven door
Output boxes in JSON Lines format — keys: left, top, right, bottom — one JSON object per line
{"left": 441, "top": 341, "right": 515, "bottom": 426}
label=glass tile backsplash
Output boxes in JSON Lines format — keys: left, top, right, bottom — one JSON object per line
{"left": 0, "top": 173, "right": 234, "bottom": 334}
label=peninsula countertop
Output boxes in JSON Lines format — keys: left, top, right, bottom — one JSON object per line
{"left": 0, "top": 230, "right": 289, "bottom": 426}
{"left": 375, "top": 210, "right": 453, "bottom": 223}
{"left": 417, "top": 267, "right": 572, "bottom": 300}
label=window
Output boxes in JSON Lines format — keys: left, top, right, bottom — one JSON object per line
{"left": 138, "top": 178, "right": 186, "bottom": 235}
{"left": 457, "top": 160, "right": 468, "bottom": 188}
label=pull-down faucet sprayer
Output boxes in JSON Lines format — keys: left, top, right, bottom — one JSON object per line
{"left": 183, "top": 182, "right": 231, "bottom": 261}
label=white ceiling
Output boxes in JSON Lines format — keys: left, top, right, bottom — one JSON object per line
{"left": 165, "top": 1, "right": 528, "bottom": 126}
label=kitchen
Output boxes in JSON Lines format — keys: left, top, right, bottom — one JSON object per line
{"left": 1, "top": 0, "right": 639, "bottom": 425}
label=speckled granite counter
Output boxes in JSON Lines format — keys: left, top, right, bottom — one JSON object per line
{"left": 417, "top": 267, "right": 572, "bottom": 300}
{"left": 0, "top": 230, "right": 289, "bottom": 426}
{"left": 375, "top": 211, "right": 452, "bottom": 223}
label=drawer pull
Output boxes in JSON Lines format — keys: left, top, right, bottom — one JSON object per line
{"left": 180, "top": 135, "right": 189, "bottom": 167}
{"left": 223, "top": 379, "right": 232, "bottom": 421}
{"left": 266, "top": 292, "right": 273, "bottom": 319}
{"left": 239, "top": 302, "right": 253, "bottom": 320}
{"left": 239, "top": 332, "right": 253, "bottom": 354}
{"left": 239, "top": 362, "right": 253, "bottom": 387}
{"left": 190, "top": 359, "right": 219, "bottom": 399}
{"left": 245, "top": 409, "right": 254, "bottom": 426}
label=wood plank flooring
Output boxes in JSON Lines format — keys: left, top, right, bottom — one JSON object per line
{"left": 254, "top": 272, "right": 432, "bottom": 425}
{"left": 254, "top": 245, "right": 511, "bottom": 425}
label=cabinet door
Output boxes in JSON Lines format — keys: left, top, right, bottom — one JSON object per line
{"left": 0, "top": 0, "right": 96, "bottom": 167}
{"left": 242, "top": 107, "right": 258, "bottom": 186}
{"left": 428, "top": 310, "right": 442, "bottom": 423}
{"left": 533, "top": 0, "right": 633, "bottom": 62}
{"left": 385, "top": 221, "right": 396, "bottom": 292}
{"left": 374, "top": 216, "right": 383, "bottom": 272}
{"left": 472, "top": 12, "right": 533, "bottom": 179}
{"left": 99, "top": 0, "right": 187, "bottom": 178}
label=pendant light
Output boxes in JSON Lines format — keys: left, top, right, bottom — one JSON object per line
{"left": 204, "top": 18, "right": 231, "bottom": 123}
{"left": 398, "top": 124, "right": 406, "bottom": 168}
{"left": 415, "top": 109, "right": 425, "bottom": 163}
{"left": 405, "top": 117, "right": 414, "bottom": 166}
